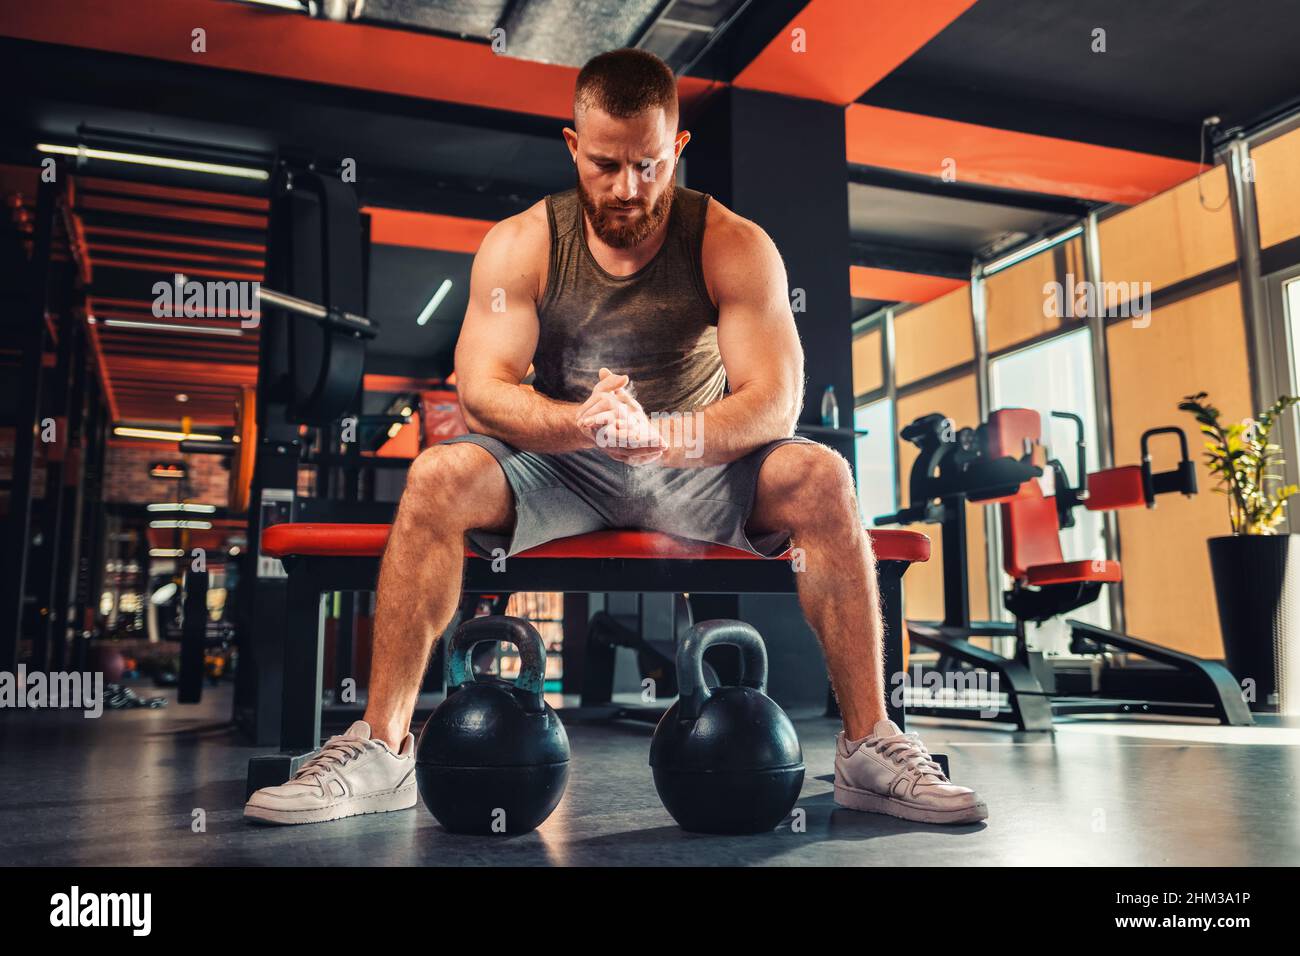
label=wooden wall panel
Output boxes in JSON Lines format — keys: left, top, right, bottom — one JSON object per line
{"left": 1252, "top": 126, "right": 1300, "bottom": 250}
{"left": 1105, "top": 282, "right": 1251, "bottom": 658}
{"left": 893, "top": 287, "right": 973, "bottom": 386}
{"left": 893, "top": 375, "right": 988, "bottom": 623}
{"left": 1098, "top": 166, "right": 1236, "bottom": 306}
{"left": 852, "top": 327, "right": 883, "bottom": 397}
{"left": 985, "top": 237, "right": 1087, "bottom": 354}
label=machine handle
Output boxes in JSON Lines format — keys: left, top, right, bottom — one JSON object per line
{"left": 1049, "top": 411, "right": 1088, "bottom": 498}
{"left": 1140, "top": 426, "right": 1197, "bottom": 504}
{"left": 676, "top": 620, "right": 768, "bottom": 722}
{"left": 445, "top": 616, "right": 548, "bottom": 714}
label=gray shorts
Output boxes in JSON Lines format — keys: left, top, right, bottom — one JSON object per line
{"left": 444, "top": 434, "right": 812, "bottom": 559}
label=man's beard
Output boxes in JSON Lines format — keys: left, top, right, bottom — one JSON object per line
{"left": 577, "top": 174, "right": 675, "bottom": 249}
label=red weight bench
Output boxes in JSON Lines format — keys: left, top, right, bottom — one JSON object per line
{"left": 245, "top": 524, "right": 930, "bottom": 795}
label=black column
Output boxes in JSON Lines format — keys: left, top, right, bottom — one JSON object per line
{"left": 47, "top": 317, "right": 91, "bottom": 669}
{"left": 686, "top": 87, "right": 854, "bottom": 436}
{"left": 684, "top": 89, "right": 859, "bottom": 715}
{"left": 0, "top": 173, "right": 58, "bottom": 671}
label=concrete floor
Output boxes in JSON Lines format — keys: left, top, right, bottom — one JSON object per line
{"left": 2, "top": 681, "right": 1298, "bottom": 867}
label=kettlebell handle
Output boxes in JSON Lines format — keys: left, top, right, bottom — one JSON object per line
{"left": 445, "top": 615, "right": 548, "bottom": 714}
{"left": 676, "top": 619, "right": 768, "bottom": 722}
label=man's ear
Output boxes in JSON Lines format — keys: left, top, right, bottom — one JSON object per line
{"left": 674, "top": 130, "right": 692, "bottom": 158}
{"left": 562, "top": 127, "right": 579, "bottom": 163}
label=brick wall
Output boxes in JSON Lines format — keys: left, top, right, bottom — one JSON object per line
{"left": 104, "top": 442, "right": 231, "bottom": 507}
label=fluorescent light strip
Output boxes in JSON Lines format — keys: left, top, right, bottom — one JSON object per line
{"left": 983, "top": 226, "right": 1084, "bottom": 277}
{"left": 37, "top": 143, "right": 268, "bottom": 181}
{"left": 115, "top": 426, "right": 224, "bottom": 442}
{"left": 103, "top": 318, "right": 245, "bottom": 337}
{"left": 149, "top": 549, "right": 186, "bottom": 558}
{"left": 416, "top": 279, "right": 454, "bottom": 327}
{"left": 241, "top": 0, "right": 308, "bottom": 9}
{"left": 149, "top": 520, "right": 213, "bottom": 530}
{"left": 147, "top": 503, "right": 218, "bottom": 513}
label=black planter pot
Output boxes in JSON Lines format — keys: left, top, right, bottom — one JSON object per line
{"left": 1207, "top": 534, "right": 1300, "bottom": 713}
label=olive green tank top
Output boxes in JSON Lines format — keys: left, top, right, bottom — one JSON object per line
{"left": 533, "top": 187, "right": 725, "bottom": 414}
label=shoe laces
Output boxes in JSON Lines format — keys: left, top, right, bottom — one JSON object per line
{"left": 867, "top": 730, "right": 946, "bottom": 780}
{"left": 294, "top": 735, "right": 369, "bottom": 783}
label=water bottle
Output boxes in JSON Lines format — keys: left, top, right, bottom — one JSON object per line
{"left": 820, "top": 385, "right": 839, "bottom": 429}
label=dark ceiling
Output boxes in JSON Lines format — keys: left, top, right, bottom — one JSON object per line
{"left": 862, "top": 0, "right": 1300, "bottom": 158}
{"left": 367, "top": 245, "right": 470, "bottom": 377}
{"left": 2, "top": 0, "right": 1297, "bottom": 428}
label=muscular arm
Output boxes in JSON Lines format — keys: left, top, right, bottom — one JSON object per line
{"left": 453, "top": 209, "right": 593, "bottom": 454}
{"left": 660, "top": 211, "right": 804, "bottom": 467}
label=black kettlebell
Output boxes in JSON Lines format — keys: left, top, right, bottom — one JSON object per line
{"left": 415, "top": 616, "right": 570, "bottom": 834}
{"left": 650, "top": 620, "right": 804, "bottom": 834}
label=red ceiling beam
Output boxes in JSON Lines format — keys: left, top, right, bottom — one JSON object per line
{"left": 101, "top": 357, "right": 257, "bottom": 384}
{"left": 89, "top": 242, "right": 264, "bottom": 270}
{"left": 364, "top": 374, "right": 452, "bottom": 393}
{"left": 734, "top": 0, "right": 977, "bottom": 104}
{"left": 77, "top": 194, "right": 267, "bottom": 229}
{"left": 92, "top": 257, "right": 263, "bottom": 281}
{"left": 85, "top": 226, "right": 265, "bottom": 254}
{"left": 100, "top": 346, "right": 259, "bottom": 364}
{"left": 363, "top": 207, "right": 494, "bottom": 254}
{"left": 845, "top": 105, "right": 1203, "bottom": 205}
{"left": 849, "top": 266, "right": 966, "bottom": 304}
{"left": 76, "top": 175, "right": 268, "bottom": 210}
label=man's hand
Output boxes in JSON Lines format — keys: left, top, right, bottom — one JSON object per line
{"left": 577, "top": 368, "right": 665, "bottom": 466}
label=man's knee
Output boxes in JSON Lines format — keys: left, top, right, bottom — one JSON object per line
{"left": 403, "top": 442, "right": 496, "bottom": 519}
{"left": 787, "top": 444, "right": 859, "bottom": 526}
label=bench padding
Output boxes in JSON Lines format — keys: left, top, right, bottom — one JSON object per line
{"left": 261, "top": 524, "right": 930, "bottom": 564}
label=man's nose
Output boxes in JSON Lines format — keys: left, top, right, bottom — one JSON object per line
{"left": 613, "top": 165, "right": 639, "bottom": 202}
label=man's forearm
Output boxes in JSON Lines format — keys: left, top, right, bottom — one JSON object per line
{"left": 461, "top": 380, "right": 592, "bottom": 454}
{"left": 658, "top": 383, "right": 797, "bottom": 468}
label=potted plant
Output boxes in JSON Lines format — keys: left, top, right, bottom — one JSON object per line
{"left": 1179, "top": 391, "right": 1300, "bottom": 713}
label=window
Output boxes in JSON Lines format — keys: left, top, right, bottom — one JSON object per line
{"left": 989, "top": 328, "right": 1110, "bottom": 634}
{"left": 853, "top": 399, "right": 896, "bottom": 525}
{"left": 1285, "top": 277, "right": 1300, "bottom": 394}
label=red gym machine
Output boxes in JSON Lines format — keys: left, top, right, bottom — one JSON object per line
{"left": 879, "top": 408, "right": 1253, "bottom": 731}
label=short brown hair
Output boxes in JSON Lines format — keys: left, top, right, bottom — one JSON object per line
{"left": 574, "top": 48, "right": 678, "bottom": 127}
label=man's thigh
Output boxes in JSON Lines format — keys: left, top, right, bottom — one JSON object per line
{"left": 637, "top": 437, "right": 813, "bottom": 556}
{"left": 442, "top": 434, "right": 615, "bottom": 556}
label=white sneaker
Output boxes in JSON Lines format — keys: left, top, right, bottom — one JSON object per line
{"left": 244, "top": 721, "right": 418, "bottom": 825}
{"left": 834, "top": 719, "right": 988, "bottom": 825}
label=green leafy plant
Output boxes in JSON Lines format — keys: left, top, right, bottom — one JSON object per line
{"left": 1179, "top": 391, "right": 1300, "bottom": 534}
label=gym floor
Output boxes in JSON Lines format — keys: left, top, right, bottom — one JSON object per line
{"left": 4, "top": 683, "right": 1297, "bottom": 867}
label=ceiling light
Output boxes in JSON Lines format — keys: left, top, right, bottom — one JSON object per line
{"left": 116, "top": 426, "right": 224, "bottom": 442}
{"left": 416, "top": 279, "right": 453, "bottom": 327}
{"left": 148, "top": 550, "right": 185, "bottom": 560}
{"left": 983, "top": 226, "right": 1084, "bottom": 276}
{"left": 103, "top": 318, "right": 244, "bottom": 337}
{"left": 147, "top": 503, "right": 218, "bottom": 513}
{"left": 149, "top": 520, "right": 213, "bottom": 530}
{"left": 37, "top": 143, "right": 268, "bottom": 181}
{"left": 239, "top": 0, "right": 308, "bottom": 10}
{"left": 387, "top": 422, "right": 403, "bottom": 438}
